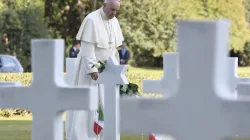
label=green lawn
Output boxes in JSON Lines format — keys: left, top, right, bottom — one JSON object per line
{"left": 0, "top": 120, "right": 31, "bottom": 140}
{"left": 238, "top": 66, "right": 250, "bottom": 76}
{"left": 1, "top": 119, "right": 250, "bottom": 140}
{"left": 0, "top": 118, "right": 148, "bottom": 140}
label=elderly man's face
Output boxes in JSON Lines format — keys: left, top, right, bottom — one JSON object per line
{"left": 103, "top": 1, "right": 120, "bottom": 19}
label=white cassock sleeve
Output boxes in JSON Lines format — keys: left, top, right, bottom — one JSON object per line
{"left": 81, "top": 41, "right": 98, "bottom": 74}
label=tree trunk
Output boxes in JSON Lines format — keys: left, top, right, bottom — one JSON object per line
{"left": 62, "top": 0, "right": 78, "bottom": 44}
{"left": 90, "top": 0, "right": 97, "bottom": 11}
{"left": 44, "top": 0, "right": 53, "bottom": 19}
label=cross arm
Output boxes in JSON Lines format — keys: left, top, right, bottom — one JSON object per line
{"left": 143, "top": 80, "right": 166, "bottom": 93}
{"left": 219, "top": 99, "right": 250, "bottom": 137}
{"left": 95, "top": 56, "right": 129, "bottom": 85}
{"left": 238, "top": 78, "right": 250, "bottom": 83}
{"left": 0, "top": 86, "right": 32, "bottom": 109}
{"left": 120, "top": 98, "right": 171, "bottom": 134}
{"left": 57, "top": 85, "right": 98, "bottom": 111}
{"left": 143, "top": 78, "right": 178, "bottom": 96}
{"left": 236, "top": 83, "right": 250, "bottom": 98}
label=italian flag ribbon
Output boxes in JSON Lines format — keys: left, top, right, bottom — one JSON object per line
{"left": 93, "top": 104, "right": 104, "bottom": 135}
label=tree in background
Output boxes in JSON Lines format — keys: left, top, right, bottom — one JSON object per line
{"left": 234, "top": 0, "right": 250, "bottom": 66}
{"left": 244, "top": 0, "right": 250, "bottom": 25}
{"left": 0, "top": 0, "right": 50, "bottom": 72}
{"left": 117, "top": 0, "right": 249, "bottom": 67}
{"left": 43, "top": 0, "right": 103, "bottom": 52}
{"left": 117, "top": 0, "right": 179, "bottom": 67}
{"left": 1, "top": 0, "right": 250, "bottom": 70}
{"left": 42, "top": 0, "right": 249, "bottom": 67}
{"left": 202, "top": 0, "right": 249, "bottom": 51}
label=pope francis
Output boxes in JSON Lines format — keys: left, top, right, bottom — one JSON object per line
{"left": 66, "top": 0, "right": 124, "bottom": 140}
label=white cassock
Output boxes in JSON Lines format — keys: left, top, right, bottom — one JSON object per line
{"left": 65, "top": 7, "right": 124, "bottom": 140}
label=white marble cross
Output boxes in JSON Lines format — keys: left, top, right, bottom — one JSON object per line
{"left": 143, "top": 54, "right": 250, "bottom": 97}
{"left": 143, "top": 52, "right": 179, "bottom": 96}
{"left": 96, "top": 56, "right": 128, "bottom": 140}
{"left": 64, "top": 58, "right": 77, "bottom": 140}
{"left": 0, "top": 39, "right": 98, "bottom": 140}
{"left": 228, "top": 58, "right": 250, "bottom": 95}
{"left": 120, "top": 20, "right": 250, "bottom": 140}
{"left": 64, "top": 58, "right": 76, "bottom": 85}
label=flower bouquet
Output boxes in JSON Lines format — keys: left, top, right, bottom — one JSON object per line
{"left": 91, "top": 60, "right": 140, "bottom": 136}
{"left": 91, "top": 60, "right": 107, "bottom": 73}
{"left": 92, "top": 60, "right": 140, "bottom": 95}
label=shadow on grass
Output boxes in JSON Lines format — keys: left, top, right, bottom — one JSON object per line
{"left": 0, "top": 120, "right": 148, "bottom": 140}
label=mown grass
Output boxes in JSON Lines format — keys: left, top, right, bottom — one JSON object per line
{"left": 0, "top": 119, "right": 148, "bottom": 140}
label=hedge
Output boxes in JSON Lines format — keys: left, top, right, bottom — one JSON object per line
{"left": 1, "top": 72, "right": 250, "bottom": 118}
{"left": 0, "top": 72, "right": 163, "bottom": 117}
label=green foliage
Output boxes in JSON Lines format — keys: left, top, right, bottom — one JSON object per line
{"left": 0, "top": 109, "right": 30, "bottom": 118}
{"left": 0, "top": 0, "right": 249, "bottom": 70}
{"left": 118, "top": 0, "right": 177, "bottom": 66}
{"left": 118, "top": 0, "right": 249, "bottom": 67}
{"left": 0, "top": 0, "right": 50, "bottom": 72}
{"left": 203, "top": 0, "right": 249, "bottom": 51}
{"left": 243, "top": 0, "right": 250, "bottom": 27}
{"left": 120, "top": 83, "right": 139, "bottom": 96}
{"left": 234, "top": 42, "right": 250, "bottom": 66}
{"left": 43, "top": 0, "right": 103, "bottom": 47}
{"left": 92, "top": 60, "right": 107, "bottom": 73}
{"left": 0, "top": 109, "right": 14, "bottom": 118}
{"left": 230, "top": 0, "right": 250, "bottom": 66}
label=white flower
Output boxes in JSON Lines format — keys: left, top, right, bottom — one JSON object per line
{"left": 121, "top": 85, "right": 127, "bottom": 92}
{"left": 95, "top": 62, "right": 101, "bottom": 68}
{"left": 128, "top": 90, "right": 133, "bottom": 95}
